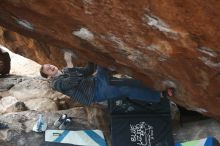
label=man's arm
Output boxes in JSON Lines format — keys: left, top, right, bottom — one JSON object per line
{"left": 65, "top": 62, "right": 96, "bottom": 76}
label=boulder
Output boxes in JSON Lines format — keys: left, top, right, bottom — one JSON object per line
{"left": 0, "top": 107, "right": 110, "bottom": 146}
{"left": 0, "top": 0, "right": 220, "bottom": 120}
{"left": 24, "top": 98, "right": 58, "bottom": 112}
{"left": 9, "top": 78, "right": 66, "bottom": 101}
{"left": 0, "top": 96, "right": 18, "bottom": 114}
{"left": 174, "top": 119, "right": 220, "bottom": 142}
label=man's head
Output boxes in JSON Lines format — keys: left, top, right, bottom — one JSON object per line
{"left": 40, "top": 64, "right": 59, "bottom": 78}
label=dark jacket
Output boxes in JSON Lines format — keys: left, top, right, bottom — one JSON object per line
{"left": 51, "top": 63, "right": 96, "bottom": 105}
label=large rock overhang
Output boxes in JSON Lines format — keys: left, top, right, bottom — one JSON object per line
{"left": 0, "top": 0, "right": 220, "bottom": 119}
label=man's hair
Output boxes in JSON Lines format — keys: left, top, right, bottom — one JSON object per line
{"left": 40, "top": 64, "right": 48, "bottom": 78}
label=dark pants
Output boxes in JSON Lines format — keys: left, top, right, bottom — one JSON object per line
{"left": 94, "top": 66, "right": 160, "bottom": 102}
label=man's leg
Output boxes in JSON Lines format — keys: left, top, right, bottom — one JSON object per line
{"left": 94, "top": 66, "right": 130, "bottom": 101}
{"left": 107, "top": 78, "right": 161, "bottom": 102}
{"left": 117, "top": 78, "right": 161, "bottom": 102}
{"left": 118, "top": 85, "right": 160, "bottom": 102}
{"left": 94, "top": 73, "right": 160, "bottom": 102}
{"left": 95, "top": 66, "right": 110, "bottom": 83}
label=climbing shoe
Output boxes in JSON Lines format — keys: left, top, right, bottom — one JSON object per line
{"left": 162, "top": 87, "right": 175, "bottom": 99}
{"left": 58, "top": 117, "right": 72, "bottom": 130}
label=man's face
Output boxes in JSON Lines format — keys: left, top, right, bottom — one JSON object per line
{"left": 42, "top": 64, "right": 59, "bottom": 77}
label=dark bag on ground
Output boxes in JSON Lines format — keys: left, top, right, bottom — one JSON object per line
{"left": 109, "top": 98, "right": 174, "bottom": 146}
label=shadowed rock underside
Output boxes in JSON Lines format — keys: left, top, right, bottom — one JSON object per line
{"left": 0, "top": 0, "right": 220, "bottom": 119}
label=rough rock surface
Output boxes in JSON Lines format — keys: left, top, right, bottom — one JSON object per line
{"left": 0, "top": 96, "right": 18, "bottom": 114}
{"left": 0, "top": 1, "right": 220, "bottom": 120}
{"left": 0, "top": 108, "right": 110, "bottom": 146}
{"left": 0, "top": 27, "right": 86, "bottom": 68}
{"left": 173, "top": 119, "right": 220, "bottom": 142}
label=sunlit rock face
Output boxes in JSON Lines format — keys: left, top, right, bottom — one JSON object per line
{"left": 0, "top": 27, "right": 70, "bottom": 68}
{"left": 0, "top": 0, "right": 220, "bottom": 119}
{"left": 0, "top": 26, "right": 87, "bottom": 68}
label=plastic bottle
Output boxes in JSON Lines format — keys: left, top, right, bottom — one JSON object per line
{"left": 33, "top": 114, "right": 47, "bottom": 132}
